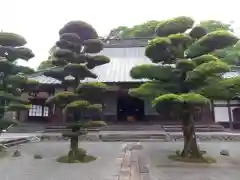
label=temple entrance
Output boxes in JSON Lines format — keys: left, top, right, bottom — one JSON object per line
{"left": 117, "top": 94, "right": 144, "bottom": 122}
{"left": 27, "top": 98, "right": 50, "bottom": 123}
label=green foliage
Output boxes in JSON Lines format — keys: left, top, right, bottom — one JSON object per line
{"left": 155, "top": 16, "right": 194, "bottom": 37}
{"left": 129, "top": 81, "right": 179, "bottom": 100}
{"left": 16, "top": 65, "right": 35, "bottom": 74}
{"left": 192, "top": 54, "right": 219, "bottom": 65}
{"left": 86, "top": 120, "right": 107, "bottom": 127}
{"left": 107, "top": 21, "right": 161, "bottom": 38}
{"left": 0, "top": 31, "right": 36, "bottom": 129}
{"left": 59, "top": 21, "right": 98, "bottom": 41}
{"left": 196, "top": 77, "right": 240, "bottom": 100}
{"left": 212, "top": 42, "right": 240, "bottom": 66}
{"left": 44, "top": 21, "right": 109, "bottom": 158}
{"left": 176, "top": 59, "right": 196, "bottom": 72}
{"left": 131, "top": 16, "right": 240, "bottom": 119}
{"left": 63, "top": 100, "right": 90, "bottom": 113}
{"left": 37, "top": 60, "right": 53, "bottom": 70}
{"left": 86, "top": 55, "right": 110, "bottom": 69}
{"left": 46, "top": 91, "right": 78, "bottom": 104}
{"left": 83, "top": 39, "right": 103, "bottom": 53}
{"left": 57, "top": 150, "right": 96, "bottom": 163}
{"left": 130, "top": 64, "right": 174, "bottom": 81}
{"left": 129, "top": 17, "right": 240, "bottom": 160}
{"left": 199, "top": 20, "right": 233, "bottom": 33}
{"left": 0, "top": 91, "right": 20, "bottom": 102}
{"left": 64, "top": 64, "right": 97, "bottom": 79}
{"left": 186, "top": 30, "right": 238, "bottom": 58}
{"left": 168, "top": 33, "right": 192, "bottom": 47}
{"left": 187, "top": 60, "right": 230, "bottom": 81}
{"left": 180, "top": 93, "right": 210, "bottom": 105}
{"left": 0, "top": 32, "right": 26, "bottom": 46}
{"left": 189, "top": 26, "right": 207, "bottom": 39}
{"left": 152, "top": 93, "right": 209, "bottom": 113}
{"left": 43, "top": 69, "right": 68, "bottom": 81}
{"left": 6, "top": 104, "right": 31, "bottom": 111}
{"left": 76, "top": 82, "right": 107, "bottom": 101}
{"left": 145, "top": 37, "right": 173, "bottom": 63}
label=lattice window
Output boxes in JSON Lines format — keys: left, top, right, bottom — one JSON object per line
{"left": 29, "top": 105, "right": 42, "bottom": 116}
{"left": 43, "top": 106, "right": 49, "bottom": 117}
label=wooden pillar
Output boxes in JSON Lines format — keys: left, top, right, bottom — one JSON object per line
{"left": 227, "top": 100, "right": 233, "bottom": 130}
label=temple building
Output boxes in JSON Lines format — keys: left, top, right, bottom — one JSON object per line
{"left": 16, "top": 38, "right": 240, "bottom": 128}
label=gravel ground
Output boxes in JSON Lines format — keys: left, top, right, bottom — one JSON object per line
{"left": 0, "top": 141, "right": 122, "bottom": 180}
{"left": 142, "top": 141, "right": 240, "bottom": 180}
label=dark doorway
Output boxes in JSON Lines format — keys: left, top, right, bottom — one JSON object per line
{"left": 233, "top": 108, "right": 240, "bottom": 122}
{"left": 117, "top": 94, "right": 144, "bottom": 121}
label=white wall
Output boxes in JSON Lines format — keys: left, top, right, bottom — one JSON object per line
{"left": 214, "top": 107, "right": 229, "bottom": 122}
{"left": 213, "top": 100, "right": 240, "bottom": 122}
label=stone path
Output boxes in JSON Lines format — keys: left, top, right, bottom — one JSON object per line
{"left": 118, "top": 143, "right": 151, "bottom": 180}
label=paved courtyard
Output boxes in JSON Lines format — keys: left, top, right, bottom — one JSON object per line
{"left": 0, "top": 141, "right": 239, "bottom": 179}
{"left": 0, "top": 141, "right": 122, "bottom": 180}
{"left": 142, "top": 141, "right": 240, "bottom": 180}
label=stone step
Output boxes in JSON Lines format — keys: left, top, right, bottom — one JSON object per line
{"left": 164, "top": 128, "right": 225, "bottom": 132}
{"left": 99, "top": 132, "right": 167, "bottom": 141}
{"left": 163, "top": 124, "right": 225, "bottom": 132}
{"left": 1, "top": 138, "right": 30, "bottom": 147}
{"left": 101, "top": 125, "right": 163, "bottom": 131}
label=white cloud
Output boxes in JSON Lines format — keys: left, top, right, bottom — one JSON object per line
{"left": 0, "top": 0, "right": 238, "bottom": 69}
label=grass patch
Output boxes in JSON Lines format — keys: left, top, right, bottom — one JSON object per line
{"left": 57, "top": 155, "right": 96, "bottom": 163}
{"left": 56, "top": 148, "right": 96, "bottom": 163}
{"left": 168, "top": 154, "right": 216, "bottom": 163}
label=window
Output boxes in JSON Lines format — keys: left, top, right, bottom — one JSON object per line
{"left": 43, "top": 106, "right": 49, "bottom": 117}
{"left": 29, "top": 105, "right": 42, "bottom": 116}
{"left": 28, "top": 105, "right": 49, "bottom": 117}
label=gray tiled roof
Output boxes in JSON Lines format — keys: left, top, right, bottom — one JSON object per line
{"left": 29, "top": 44, "right": 240, "bottom": 84}
{"left": 29, "top": 47, "right": 152, "bottom": 84}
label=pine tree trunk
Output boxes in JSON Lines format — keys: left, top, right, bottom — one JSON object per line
{"left": 181, "top": 109, "right": 202, "bottom": 158}
{"left": 70, "top": 136, "right": 79, "bottom": 151}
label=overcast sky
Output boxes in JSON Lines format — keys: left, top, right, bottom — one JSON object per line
{"left": 0, "top": 0, "right": 239, "bottom": 69}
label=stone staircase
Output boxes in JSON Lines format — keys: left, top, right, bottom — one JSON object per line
{"left": 163, "top": 124, "right": 225, "bottom": 132}
{"left": 7, "top": 123, "right": 45, "bottom": 133}
{"left": 100, "top": 124, "right": 163, "bottom": 131}
{"left": 99, "top": 131, "right": 167, "bottom": 142}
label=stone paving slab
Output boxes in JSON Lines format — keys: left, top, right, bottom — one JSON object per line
{"left": 0, "top": 141, "right": 123, "bottom": 180}
{"left": 119, "top": 143, "right": 151, "bottom": 180}
{"left": 141, "top": 142, "right": 240, "bottom": 180}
